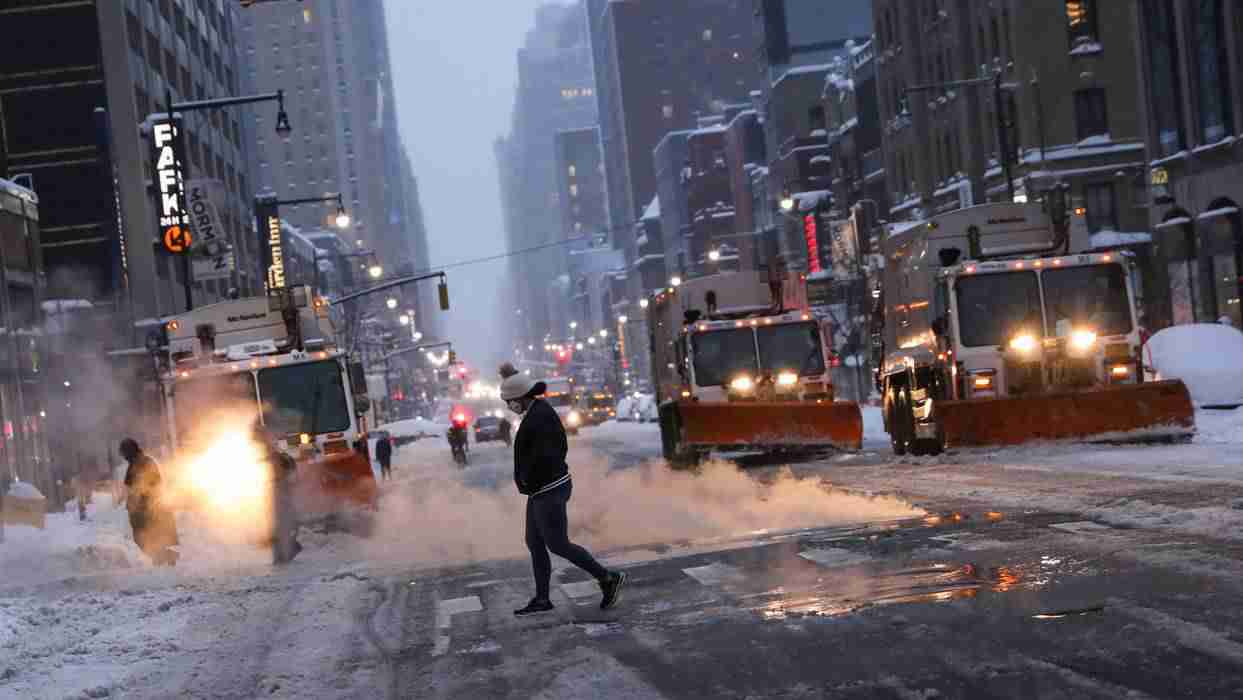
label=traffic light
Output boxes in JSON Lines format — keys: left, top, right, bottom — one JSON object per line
{"left": 438, "top": 280, "right": 450, "bottom": 311}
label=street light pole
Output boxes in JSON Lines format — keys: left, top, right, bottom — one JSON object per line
{"left": 152, "top": 88, "right": 290, "bottom": 311}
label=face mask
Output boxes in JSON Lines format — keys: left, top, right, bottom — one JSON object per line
{"left": 508, "top": 399, "right": 528, "bottom": 415}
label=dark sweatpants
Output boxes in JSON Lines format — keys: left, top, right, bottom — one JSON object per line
{"left": 525, "top": 480, "right": 609, "bottom": 600}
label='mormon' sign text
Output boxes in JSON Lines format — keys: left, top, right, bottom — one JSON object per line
{"left": 152, "top": 117, "right": 190, "bottom": 254}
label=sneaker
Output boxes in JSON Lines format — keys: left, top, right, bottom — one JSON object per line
{"left": 600, "top": 571, "right": 627, "bottom": 610}
{"left": 513, "top": 598, "right": 555, "bottom": 616}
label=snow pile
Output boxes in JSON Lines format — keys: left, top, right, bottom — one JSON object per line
{"left": 1147, "top": 324, "right": 1243, "bottom": 407}
{"left": 1195, "top": 407, "right": 1243, "bottom": 444}
{"left": 6, "top": 481, "right": 44, "bottom": 499}
{"left": 0, "top": 500, "right": 143, "bottom": 589}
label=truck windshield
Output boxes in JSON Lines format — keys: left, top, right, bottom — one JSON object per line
{"left": 757, "top": 322, "right": 826, "bottom": 376}
{"left": 257, "top": 359, "right": 350, "bottom": 435}
{"left": 174, "top": 373, "right": 258, "bottom": 441}
{"left": 544, "top": 392, "right": 573, "bottom": 408}
{"left": 1042, "top": 264, "right": 1133, "bottom": 337}
{"left": 692, "top": 328, "right": 758, "bottom": 387}
{"left": 955, "top": 271, "right": 1042, "bottom": 347}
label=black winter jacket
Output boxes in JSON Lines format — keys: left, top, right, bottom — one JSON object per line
{"left": 513, "top": 398, "right": 569, "bottom": 496}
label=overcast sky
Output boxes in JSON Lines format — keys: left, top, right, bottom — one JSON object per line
{"left": 385, "top": 1, "right": 552, "bottom": 370}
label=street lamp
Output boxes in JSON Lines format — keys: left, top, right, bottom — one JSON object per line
{"left": 599, "top": 329, "right": 608, "bottom": 338}
{"left": 369, "top": 265, "right": 383, "bottom": 279}
{"left": 639, "top": 299, "right": 649, "bottom": 309}
{"left": 588, "top": 337, "right": 596, "bottom": 345}
{"left": 618, "top": 315, "right": 629, "bottom": 324}
{"left": 335, "top": 208, "right": 351, "bottom": 229}
{"left": 670, "top": 275, "right": 683, "bottom": 287}
{"left": 386, "top": 297, "right": 398, "bottom": 310}
{"left": 576, "top": 342, "right": 584, "bottom": 351}
{"left": 780, "top": 190, "right": 796, "bottom": 212}
{"left": 399, "top": 314, "right": 411, "bottom": 326}
{"left": 708, "top": 248, "right": 721, "bottom": 262}
{"left": 413, "top": 332, "right": 423, "bottom": 342}
{"left": 570, "top": 321, "right": 578, "bottom": 330}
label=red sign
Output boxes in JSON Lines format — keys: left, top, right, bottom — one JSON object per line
{"left": 803, "top": 214, "right": 821, "bottom": 273}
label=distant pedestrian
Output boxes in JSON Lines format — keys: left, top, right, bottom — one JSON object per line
{"left": 375, "top": 433, "right": 393, "bottom": 480}
{"left": 499, "top": 363, "right": 626, "bottom": 616}
{"left": 119, "top": 438, "right": 179, "bottom": 566}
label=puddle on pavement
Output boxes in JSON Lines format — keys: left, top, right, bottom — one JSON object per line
{"left": 716, "top": 510, "right": 1108, "bottom": 622}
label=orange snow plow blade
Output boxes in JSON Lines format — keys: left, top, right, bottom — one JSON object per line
{"left": 937, "top": 380, "right": 1195, "bottom": 448}
{"left": 295, "top": 450, "right": 378, "bottom": 515}
{"left": 677, "top": 400, "right": 863, "bottom": 451}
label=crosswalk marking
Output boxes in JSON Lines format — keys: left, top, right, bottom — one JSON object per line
{"left": 560, "top": 580, "right": 602, "bottom": 600}
{"left": 433, "top": 595, "right": 483, "bottom": 657}
{"left": 1049, "top": 521, "right": 1115, "bottom": 535}
{"left": 798, "top": 547, "right": 871, "bottom": 568}
{"left": 682, "top": 562, "right": 746, "bottom": 586}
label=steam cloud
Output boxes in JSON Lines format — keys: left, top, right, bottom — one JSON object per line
{"left": 358, "top": 442, "right": 922, "bottom": 568}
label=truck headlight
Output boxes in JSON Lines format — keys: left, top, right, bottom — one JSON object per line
{"left": 567, "top": 411, "right": 581, "bottom": 426}
{"left": 729, "top": 375, "right": 755, "bottom": 393}
{"left": 776, "top": 372, "right": 799, "bottom": 387}
{"left": 1070, "top": 328, "right": 1098, "bottom": 353}
{"left": 1008, "top": 333, "right": 1038, "bottom": 354}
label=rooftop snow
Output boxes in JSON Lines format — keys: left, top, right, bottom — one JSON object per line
{"left": 1090, "top": 231, "right": 1152, "bottom": 248}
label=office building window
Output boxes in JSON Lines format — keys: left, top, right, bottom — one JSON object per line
{"left": 1083, "top": 183, "right": 1117, "bottom": 233}
{"left": 1074, "top": 88, "right": 1108, "bottom": 140}
{"left": 1144, "top": 0, "right": 1185, "bottom": 156}
{"left": 1196, "top": 0, "right": 1233, "bottom": 143}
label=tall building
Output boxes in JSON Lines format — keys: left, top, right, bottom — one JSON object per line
{"left": 874, "top": 0, "right": 1148, "bottom": 233}
{"left": 1132, "top": 0, "right": 1243, "bottom": 328}
{"left": 238, "top": 0, "right": 430, "bottom": 287}
{"left": 497, "top": 3, "right": 596, "bottom": 346}
{"left": 0, "top": 0, "right": 257, "bottom": 319}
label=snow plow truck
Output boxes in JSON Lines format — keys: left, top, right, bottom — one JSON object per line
{"left": 149, "top": 285, "right": 378, "bottom": 515}
{"left": 873, "top": 200, "right": 1195, "bottom": 455}
{"left": 650, "top": 270, "right": 863, "bottom": 464}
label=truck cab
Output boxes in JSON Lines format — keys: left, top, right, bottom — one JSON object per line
{"left": 875, "top": 202, "right": 1192, "bottom": 454}
{"left": 153, "top": 286, "right": 377, "bottom": 511}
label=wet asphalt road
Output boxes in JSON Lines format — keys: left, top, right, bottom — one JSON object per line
{"left": 372, "top": 428, "right": 1243, "bottom": 699}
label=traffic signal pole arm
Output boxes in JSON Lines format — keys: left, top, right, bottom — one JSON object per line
{"left": 330, "top": 271, "right": 450, "bottom": 309}
{"left": 382, "top": 341, "right": 453, "bottom": 363}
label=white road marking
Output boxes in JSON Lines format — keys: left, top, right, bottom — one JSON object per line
{"left": 560, "top": 580, "right": 602, "bottom": 600}
{"left": 1048, "top": 521, "right": 1115, "bottom": 535}
{"left": 798, "top": 547, "right": 871, "bottom": 568}
{"left": 682, "top": 562, "right": 746, "bottom": 586}
{"left": 432, "top": 595, "right": 483, "bottom": 657}
{"left": 1113, "top": 600, "right": 1243, "bottom": 666}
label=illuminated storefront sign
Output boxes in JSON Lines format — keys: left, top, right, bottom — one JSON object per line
{"left": 152, "top": 117, "right": 190, "bottom": 254}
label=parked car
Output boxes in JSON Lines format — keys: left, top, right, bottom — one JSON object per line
{"left": 474, "top": 413, "right": 512, "bottom": 445}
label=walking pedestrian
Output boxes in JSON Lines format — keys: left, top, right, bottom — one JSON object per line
{"left": 119, "top": 438, "right": 179, "bottom": 566}
{"left": 252, "top": 423, "right": 302, "bottom": 565}
{"left": 498, "top": 363, "right": 626, "bottom": 616}
{"left": 375, "top": 433, "right": 393, "bottom": 480}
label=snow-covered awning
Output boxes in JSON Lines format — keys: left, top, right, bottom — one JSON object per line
{"left": 794, "top": 190, "right": 830, "bottom": 212}
{"left": 1155, "top": 216, "right": 1192, "bottom": 230}
{"left": 1090, "top": 231, "right": 1152, "bottom": 248}
{"left": 1197, "top": 206, "right": 1239, "bottom": 221}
